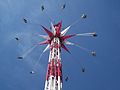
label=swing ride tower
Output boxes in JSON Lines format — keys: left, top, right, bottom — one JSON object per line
{"left": 39, "top": 22, "right": 63, "bottom": 90}
{"left": 16, "top": 2, "right": 97, "bottom": 90}
{"left": 44, "top": 37, "right": 62, "bottom": 90}
{"left": 39, "top": 21, "right": 75, "bottom": 90}
{"left": 38, "top": 19, "right": 97, "bottom": 90}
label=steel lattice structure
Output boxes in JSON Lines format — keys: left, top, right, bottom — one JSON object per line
{"left": 44, "top": 37, "right": 62, "bottom": 90}
{"left": 38, "top": 21, "right": 97, "bottom": 90}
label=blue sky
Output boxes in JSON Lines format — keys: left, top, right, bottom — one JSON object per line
{"left": 0, "top": 0, "right": 120, "bottom": 90}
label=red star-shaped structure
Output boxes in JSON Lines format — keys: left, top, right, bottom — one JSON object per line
{"left": 39, "top": 21, "right": 75, "bottom": 53}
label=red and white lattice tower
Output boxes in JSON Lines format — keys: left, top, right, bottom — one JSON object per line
{"left": 39, "top": 21, "right": 74, "bottom": 90}
{"left": 44, "top": 36, "right": 62, "bottom": 90}
{"left": 38, "top": 21, "right": 96, "bottom": 90}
